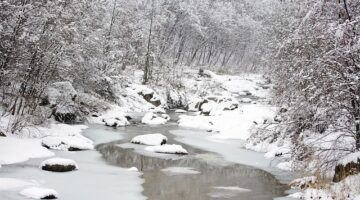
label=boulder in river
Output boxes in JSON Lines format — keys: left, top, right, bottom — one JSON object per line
{"left": 20, "top": 187, "right": 59, "bottom": 199}
{"left": 40, "top": 158, "right": 78, "bottom": 172}
{"left": 131, "top": 133, "right": 168, "bottom": 146}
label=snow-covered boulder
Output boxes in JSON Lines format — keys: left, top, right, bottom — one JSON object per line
{"left": 175, "top": 109, "right": 187, "bottom": 113}
{"left": 128, "top": 167, "right": 139, "bottom": 172}
{"left": 137, "top": 87, "right": 162, "bottom": 107}
{"left": 131, "top": 133, "right": 168, "bottom": 146}
{"left": 149, "top": 107, "right": 166, "bottom": 114}
{"left": 145, "top": 144, "right": 188, "bottom": 155}
{"left": 40, "top": 158, "right": 78, "bottom": 172}
{"left": 240, "top": 98, "right": 252, "bottom": 103}
{"left": 290, "top": 176, "right": 317, "bottom": 189}
{"left": 333, "top": 152, "right": 360, "bottom": 182}
{"left": 20, "top": 187, "right": 59, "bottom": 199}
{"left": 102, "top": 116, "right": 130, "bottom": 127}
{"left": 187, "top": 96, "right": 239, "bottom": 115}
{"left": 42, "top": 136, "right": 93, "bottom": 151}
{"left": 141, "top": 112, "right": 170, "bottom": 125}
{"left": 45, "top": 82, "right": 80, "bottom": 124}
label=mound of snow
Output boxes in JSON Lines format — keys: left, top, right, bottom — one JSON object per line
{"left": 161, "top": 167, "right": 200, "bottom": 176}
{"left": 40, "top": 157, "right": 78, "bottom": 172}
{"left": 175, "top": 109, "right": 187, "bottom": 113}
{"left": 0, "top": 137, "right": 54, "bottom": 165}
{"left": 42, "top": 136, "right": 93, "bottom": 151}
{"left": 128, "top": 167, "right": 139, "bottom": 172}
{"left": 240, "top": 98, "right": 252, "bottom": 103}
{"left": 0, "top": 178, "right": 34, "bottom": 190}
{"left": 131, "top": 134, "right": 168, "bottom": 146}
{"left": 145, "top": 144, "right": 188, "bottom": 155}
{"left": 141, "top": 113, "right": 170, "bottom": 125}
{"left": 338, "top": 152, "right": 360, "bottom": 166}
{"left": 102, "top": 116, "right": 130, "bottom": 127}
{"left": 20, "top": 187, "right": 59, "bottom": 199}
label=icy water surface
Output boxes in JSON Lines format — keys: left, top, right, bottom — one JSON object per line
{"left": 91, "top": 119, "right": 289, "bottom": 200}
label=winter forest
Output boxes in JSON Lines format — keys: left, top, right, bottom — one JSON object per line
{"left": 0, "top": 0, "right": 360, "bottom": 200}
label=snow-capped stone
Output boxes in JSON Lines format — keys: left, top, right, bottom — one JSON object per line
{"left": 145, "top": 144, "right": 188, "bottom": 155}
{"left": 131, "top": 133, "right": 168, "bottom": 146}
{"left": 42, "top": 136, "right": 93, "bottom": 151}
{"left": 40, "top": 158, "right": 78, "bottom": 172}
{"left": 240, "top": 98, "right": 252, "bottom": 103}
{"left": 290, "top": 176, "right": 317, "bottom": 189}
{"left": 128, "top": 167, "right": 139, "bottom": 172}
{"left": 20, "top": 187, "right": 59, "bottom": 199}
{"left": 102, "top": 116, "right": 130, "bottom": 127}
{"left": 175, "top": 109, "right": 187, "bottom": 113}
{"left": 141, "top": 112, "right": 170, "bottom": 125}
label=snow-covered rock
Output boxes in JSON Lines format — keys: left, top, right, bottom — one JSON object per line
{"left": 141, "top": 112, "right": 170, "bottom": 125}
{"left": 131, "top": 133, "right": 168, "bottom": 146}
{"left": 240, "top": 98, "right": 252, "bottom": 103}
{"left": 102, "top": 116, "right": 130, "bottom": 127}
{"left": 145, "top": 144, "right": 188, "bottom": 155}
{"left": 42, "top": 136, "right": 93, "bottom": 151}
{"left": 128, "top": 167, "right": 139, "bottom": 172}
{"left": 20, "top": 187, "right": 59, "bottom": 199}
{"left": 290, "top": 176, "right": 317, "bottom": 189}
{"left": 40, "top": 158, "right": 78, "bottom": 172}
{"left": 187, "top": 96, "right": 238, "bottom": 116}
{"left": 175, "top": 109, "right": 187, "bottom": 113}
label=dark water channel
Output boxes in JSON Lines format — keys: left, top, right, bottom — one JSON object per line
{"left": 93, "top": 112, "right": 289, "bottom": 200}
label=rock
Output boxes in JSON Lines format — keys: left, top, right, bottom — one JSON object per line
{"left": 20, "top": 187, "right": 59, "bottom": 199}
{"left": 175, "top": 109, "right": 187, "bottom": 113}
{"left": 145, "top": 144, "right": 188, "bottom": 155}
{"left": 131, "top": 133, "right": 168, "bottom": 146}
{"left": 102, "top": 116, "right": 129, "bottom": 127}
{"left": 333, "top": 158, "right": 360, "bottom": 182}
{"left": 290, "top": 176, "right": 317, "bottom": 189}
{"left": 40, "top": 158, "right": 78, "bottom": 172}
{"left": 42, "top": 136, "right": 93, "bottom": 151}
{"left": 141, "top": 112, "right": 170, "bottom": 125}
{"left": 240, "top": 98, "right": 252, "bottom": 103}
{"left": 138, "top": 90, "right": 161, "bottom": 107}
{"left": 0, "top": 131, "right": 6, "bottom": 137}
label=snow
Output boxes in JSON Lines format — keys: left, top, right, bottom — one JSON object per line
{"left": 42, "top": 135, "right": 93, "bottom": 151}
{"left": 145, "top": 144, "right": 188, "bottom": 154}
{"left": 141, "top": 112, "right": 170, "bottom": 125}
{"left": 175, "top": 109, "right": 187, "bottom": 113}
{"left": 338, "top": 152, "right": 360, "bottom": 166}
{"left": 0, "top": 148, "right": 146, "bottom": 200}
{"left": 88, "top": 106, "right": 129, "bottom": 127}
{"left": 128, "top": 167, "right": 139, "bottom": 172}
{"left": 0, "top": 137, "right": 54, "bottom": 165}
{"left": 20, "top": 187, "right": 59, "bottom": 199}
{"left": 179, "top": 104, "right": 276, "bottom": 140}
{"left": 40, "top": 158, "right": 78, "bottom": 169}
{"left": 240, "top": 97, "right": 252, "bottom": 103}
{"left": 287, "top": 192, "right": 303, "bottom": 199}
{"left": 0, "top": 178, "right": 35, "bottom": 190}
{"left": 131, "top": 133, "right": 168, "bottom": 146}
{"left": 277, "top": 161, "right": 293, "bottom": 171}
{"left": 161, "top": 167, "right": 200, "bottom": 176}
{"left": 40, "top": 124, "right": 93, "bottom": 151}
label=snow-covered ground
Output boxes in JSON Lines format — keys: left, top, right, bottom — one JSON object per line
{"left": 0, "top": 123, "right": 145, "bottom": 200}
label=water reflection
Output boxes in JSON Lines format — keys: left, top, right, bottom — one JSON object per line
{"left": 95, "top": 123, "right": 289, "bottom": 200}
